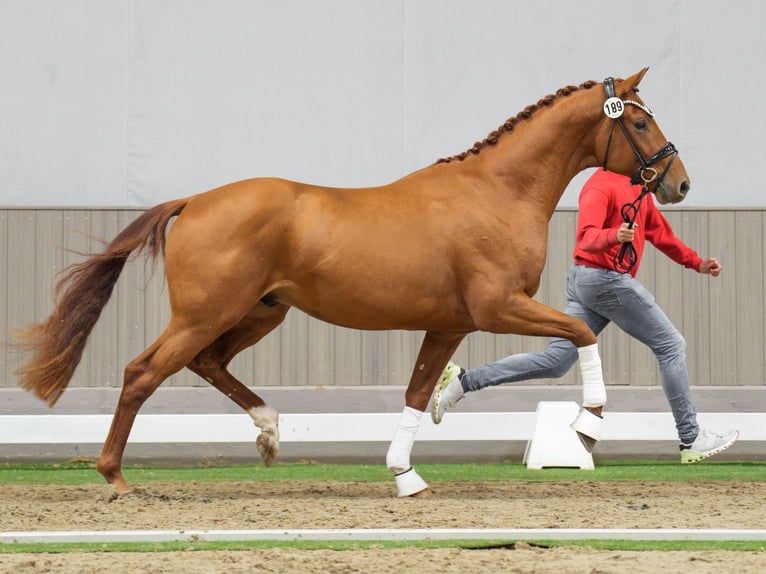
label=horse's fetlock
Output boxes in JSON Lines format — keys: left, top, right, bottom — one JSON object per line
{"left": 97, "top": 460, "right": 120, "bottom": 484}
{"left": 248, "top": 405, "right": 279, "bottom": 432}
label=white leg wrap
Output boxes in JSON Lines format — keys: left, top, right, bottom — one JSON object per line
{"left": 578, "top": 343, "right": 606, "bottom": 407}
{"left": 386, "top": 406, "right": 422, "bottom": 472}
{"left": 248, "top": 405, "right": 280, "bottom": 443}
{"left": 386, "top": 406, "right": 429, "bottom": 496}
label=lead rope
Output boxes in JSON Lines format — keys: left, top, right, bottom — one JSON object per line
{"left": 613, "top": 169, "right": 657, "bottom": 274}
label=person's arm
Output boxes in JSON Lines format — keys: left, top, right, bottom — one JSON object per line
{"left": 699, "top": 258, "right": 722, "bottom": 276}
{"left": 644, "top": 204, "right": 704, "bottom": 271}
{"left": 576, "top": 187, "right": 621, "bottom": 253}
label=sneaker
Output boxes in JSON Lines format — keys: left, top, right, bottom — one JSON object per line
{"left": 430, "top": 362, "right": 464, "bottom": 424}
{"left": 680, "top": 429, "right": 739, "bottom": 464}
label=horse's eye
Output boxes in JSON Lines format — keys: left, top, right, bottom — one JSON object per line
{"left": 634, "top": 119, "right": 648, "bottom": 131}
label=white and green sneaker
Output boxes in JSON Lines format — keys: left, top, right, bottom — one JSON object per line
{"left": 680, "top": 429, "right": 739, "bottom": 464}
{"left": 430, "top": 362, "right": 464, "bottom": 424}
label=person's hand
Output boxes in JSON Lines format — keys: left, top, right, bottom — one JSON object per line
{"left": 616, "top": 222, "right": 636, "bottom": 244}
{"left": 699, "top": 258, "right": 722, "bottom": 277}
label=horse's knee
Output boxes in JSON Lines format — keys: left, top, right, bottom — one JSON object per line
{"left": 187, "top": 353, "right": 220, "bottom": 381}
{"left": 569, "top": 320, "right": 597, "bottom": 348}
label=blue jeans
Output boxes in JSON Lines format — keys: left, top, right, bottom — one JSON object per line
{"left": 463, "top": 264, "right": 699, "bottom": 443}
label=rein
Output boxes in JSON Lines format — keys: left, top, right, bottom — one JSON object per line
{"left": 613, "top": 175, "right": 650, "bottom": 274}
{"left": 601, "top": 77, "right": 677, "bottom": 274}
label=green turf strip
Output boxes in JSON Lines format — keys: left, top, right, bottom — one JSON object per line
{"left": 0, "top": 460, "right": 764, "bottom": 485}
{"left": 2, "top": 461, "right": 765, "bottom": 554}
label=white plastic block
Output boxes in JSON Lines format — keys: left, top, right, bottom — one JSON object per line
{"left": 523, "top": 401, "right": 594, "bottom": 470}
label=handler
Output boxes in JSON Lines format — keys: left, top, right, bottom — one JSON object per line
{"left": 431, "top": 168, "right": 738, "bottom": 463}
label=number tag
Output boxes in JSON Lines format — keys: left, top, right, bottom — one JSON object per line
{"left": 603, "top": 97, "right": 624, "bottom": 119}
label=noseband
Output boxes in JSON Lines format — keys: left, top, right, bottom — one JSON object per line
{"left": 601, "top": 77, "right": 678, "bottom": 190}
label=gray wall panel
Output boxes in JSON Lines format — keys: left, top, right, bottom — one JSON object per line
{"left": 735, "top": 212, "right": 765, "bottom": 383}
{"left": 6, "top": 212, "right": 39, "bottom": 382}
{"left": 708, "top": 212, "right": 738, "bottom": 385}
{"left": 2, "top": 209, "right": 764, "bottom": 392}
{"left": 762, "top": 214, "right": 766, "bottom": 382}
{"left": 678, "top": 211, "right": 709, "bottom": 386}
{"left": 0, "top": 212, "right": 7, "bottom": 385}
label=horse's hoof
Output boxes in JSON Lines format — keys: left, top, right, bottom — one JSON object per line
{"left": 257, "top": 432, "right": 279, "bottom": 466}
{"left": 107, "top": 487, "right": 134, "bottom": 502}
{"left": 571, "top": 407, "right": 603, "bottom": 452}
{"left": 409, "top": 487, "right": 432, "bottom": 498}
{"left": 575, "top": 431, "right": 598, "bottom": 453}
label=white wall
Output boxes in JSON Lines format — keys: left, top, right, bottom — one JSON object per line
{"left": 1, "top": 0, "right": 764, "bottom": 208}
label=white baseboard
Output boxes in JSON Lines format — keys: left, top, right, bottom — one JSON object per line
{"left": 0, "top": 410, "right": 761, "bottom": 444}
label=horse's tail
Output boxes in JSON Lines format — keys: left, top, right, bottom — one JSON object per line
{"left": 12, "top": 198, "right": 189, "bottom": 406}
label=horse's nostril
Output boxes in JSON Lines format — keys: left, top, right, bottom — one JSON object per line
{"left": 680, "top": 181, "right": 690, "bottom": 196}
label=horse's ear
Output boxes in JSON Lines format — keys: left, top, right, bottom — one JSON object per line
{"left": 617, "top": 67, "right": 649, "bottom": 96}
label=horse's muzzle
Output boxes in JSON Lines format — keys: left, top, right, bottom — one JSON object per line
{"left": 656, "top": 179, "right": 690, "bottom": 204}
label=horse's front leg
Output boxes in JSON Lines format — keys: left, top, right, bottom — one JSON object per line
{"left": 471, "top": 292, "right": 606, "bottom": 451}
{"left": 387, "top": 331, "right": 465, "bottom": 497}
{"left": 569, "top": 343, "right": 606, "bottom": 451}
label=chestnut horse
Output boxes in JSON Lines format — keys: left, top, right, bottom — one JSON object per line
{"left": 14, "top": 68, "right": 689, "bottom": 497}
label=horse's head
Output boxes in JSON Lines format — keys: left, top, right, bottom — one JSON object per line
{"left": 596, "top": 68, "right": 690, "bottom": 204}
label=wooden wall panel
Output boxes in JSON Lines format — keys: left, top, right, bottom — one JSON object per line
{"left": 2, "top": 208, "right": 764, "bottom": 390}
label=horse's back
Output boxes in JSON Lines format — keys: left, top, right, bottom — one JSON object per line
{"left": 160, "top": 175, "right": 480, "bottom": 331}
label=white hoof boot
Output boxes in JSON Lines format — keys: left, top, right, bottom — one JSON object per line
{"left": 571, "top": 408, "right": 603, "bottom": 453}
{"left": 394, "top": 467, "right": 429, "bottom": 497}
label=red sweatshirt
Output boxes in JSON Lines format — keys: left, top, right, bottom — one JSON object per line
{"left": 573, "top": 170, "right": 702, "bottom": 277}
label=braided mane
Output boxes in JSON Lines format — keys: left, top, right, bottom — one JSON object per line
{"left": 435, "top": 80, "right": 599, "bottom": 164}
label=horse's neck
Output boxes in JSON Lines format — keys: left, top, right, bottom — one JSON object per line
{"left": 477, "top": 95, "right": 601, "bottom": 216}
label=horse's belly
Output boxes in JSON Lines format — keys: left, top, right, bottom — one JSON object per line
{"left": 279, "top": 278, "right": 473, "bottom": 332}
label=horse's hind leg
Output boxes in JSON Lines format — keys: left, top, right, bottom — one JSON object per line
{"left": 187, "top": 303, "right": 290, "bottom": 467}
{"left": 387, "top": 331, "right": 465, "bottom": 497}
{"left": 97, "top": 323, "right": 222, "bottom": 493}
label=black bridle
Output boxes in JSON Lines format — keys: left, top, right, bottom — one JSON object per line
{"left": 601, "top": 77, "right": 678, "bottom": 273}
{"left": 602, "top": 77, "right": 678, "bottom": 188}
